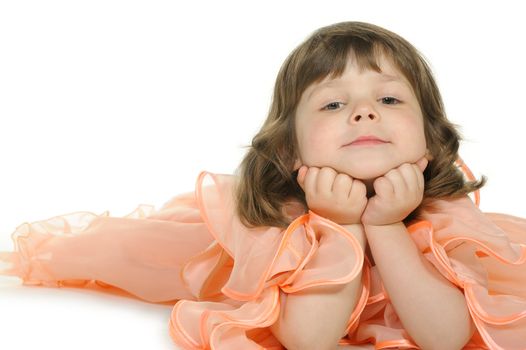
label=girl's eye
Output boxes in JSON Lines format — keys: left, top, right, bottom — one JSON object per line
{"left": 322, "top": 102, "right": 344, "bottom": 111}
{"left": 321, "top": 97, "right": 400, "bottom": 111}
{"left": 381, "top": 97, "right": 401, "bottom": 105}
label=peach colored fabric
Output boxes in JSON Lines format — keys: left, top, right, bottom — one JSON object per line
{"left": 1, "top": 171, "right": 525, "bottom": 349}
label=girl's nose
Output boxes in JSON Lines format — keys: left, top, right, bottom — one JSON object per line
{"left": 351, "top": 113, "right": 378, "bottom": 122}
{"left": 349, "top": 106, "right": 380, "bottom": 124}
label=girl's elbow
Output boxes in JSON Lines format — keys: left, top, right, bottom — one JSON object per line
{"left": 445, "top": 303, "right": 477, "bottom": 349}
{"left": 420, "top": 336, "right": 471, "bottom": 350}
{"left": 289, "top": 338, "right": 340, "bottom": 350}
{"left": 269, "top": 317, "right": 340, "bottom": 350}
{"left": 418, "top": 318, "right": 476, "bottom": 350}
{"left": 450, "top": 318, "right": 477, "bottom": 350}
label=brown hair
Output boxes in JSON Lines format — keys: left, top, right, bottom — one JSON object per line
{"left": 234, "top": 21, "right": 485, "bottom": 228}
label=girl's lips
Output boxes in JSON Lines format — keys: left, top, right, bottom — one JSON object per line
{"left": 350, "top": 139, "right": 388, "bottom": 146}
{"left": 344, "top": 135, "right": 388, "bottom": 146}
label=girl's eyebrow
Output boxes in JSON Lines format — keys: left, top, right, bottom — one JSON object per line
{"left": 379, "top": 72, "right": 403, "bottom": 82}
{"left": 307, "top": 81, "right": 341, "bottom": 101}
{"left": 378, "top": 73, "right": 412, "bottom": 90}
{"left": 307, "top": 73, "right": 408, "bottom": 101}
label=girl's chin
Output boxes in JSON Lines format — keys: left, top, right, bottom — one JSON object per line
{"left": 341, "top": 160, "right": 411, "bottom": 179}
{"left": 343, "top": 169, "right": 390, "bottom": 180}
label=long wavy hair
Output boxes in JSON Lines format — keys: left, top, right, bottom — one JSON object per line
{"left": 234, "top": 21, "right": 485, "bottom": 228}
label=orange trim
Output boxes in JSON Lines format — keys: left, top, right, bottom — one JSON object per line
{"left": 201, "top": 309, "right": 212, "bottom": 345}
{"left": 207, "top": 287, "right": 280, "bottom": 347}
{"left": 169, "top": 300, "right": 202, "bottom": 349}
{"left": 464, "top": 283, "right": 526, "bottom": 325}
{"left": 410, "top": 219, "right": 526, "bottom": 266}
{"left": 279, "top": 217, "right": 317, "bottom": 286}
{"left": 169, "top": 287, "right": 281, "bottom": 349}
{"left": 223, "top": 213, "right": 311, "bottom": 300}
{"left": 406, "top": 220, "right": 433, "bottom": 235}
{"left": 280, "top": 211, "right": 365, "bottom": 293}
{"left": 464, "top": 285, "right": 505, "bottom": 350}
{"left": 408, "top": 220, "right": 464, "bottom": 287}
{"left": 337, "top": 337, "right": 419, "bottom": 349}
{"left": 195, "top": 171, "right": 234, "bottom": 258}
{"left": 455, "top": 157, "right": 480, "bottom": 207}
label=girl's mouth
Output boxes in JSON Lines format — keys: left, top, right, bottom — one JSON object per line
{"left": 344, "top": 135, "right": 388, "bottom": 147}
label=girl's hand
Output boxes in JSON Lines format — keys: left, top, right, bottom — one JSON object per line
{"left": 361, "top": 157, "right": 428, "bottom": 226}
{"left": 297, "top": 166, "right": 367, "bottom": 225}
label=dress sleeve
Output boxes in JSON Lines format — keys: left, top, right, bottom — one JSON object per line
{"left": 169, "top": 171, "right": 366, "bottom": 349}
{"left": 409, "top": 196, "right": 526, "bottom": 350}
{"left": 0, "top": 171, "right": 368, "bottom": 349}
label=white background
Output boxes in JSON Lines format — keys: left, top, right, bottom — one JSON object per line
{"left": 1, "top": 0, "right": 525, "bottom": 349}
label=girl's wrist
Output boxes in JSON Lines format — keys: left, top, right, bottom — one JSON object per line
{"left": 341, "top": 223, "right": 366, "bottom": 250}
{"left": 341, "top": 223, "right": 364, "bottom": 231}
{"left": 363, "top": 221, "right": 404, "bottom": 232}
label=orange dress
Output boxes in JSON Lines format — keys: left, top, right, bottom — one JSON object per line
{"left": 1, "top": 171, "right": 526, "bottom": 349}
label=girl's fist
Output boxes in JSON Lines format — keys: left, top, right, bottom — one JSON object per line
{"left": 361, "top": 157, "right": 428, "bottom": 226}
{"left": 297, "top": 166, "right": 367, "bottom": 225}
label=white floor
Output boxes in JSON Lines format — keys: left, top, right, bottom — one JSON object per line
{"left": 0, "top": 277, "right": 182, "bottom": 350}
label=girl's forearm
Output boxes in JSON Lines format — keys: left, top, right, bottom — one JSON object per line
{"left": 270, "top": 224, "right": 366, "bottom": 350}
{"left": 364, "top": 222, "right": 475, "bottom": 350}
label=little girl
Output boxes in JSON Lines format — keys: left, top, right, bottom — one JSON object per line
{"left": 1, "top": 21, "right": 526, "bottom": 350}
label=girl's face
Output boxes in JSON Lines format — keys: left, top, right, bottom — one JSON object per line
{"left": 294, "top": 54, "right": 427, "bottom": 181}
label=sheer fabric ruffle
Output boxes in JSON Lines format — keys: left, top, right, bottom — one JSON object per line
{"left": 1, "top": 171, "right": 526, "bottom": 349}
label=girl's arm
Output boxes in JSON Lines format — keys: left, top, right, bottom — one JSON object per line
{"left": 360, "top": 159, "right": 475, "bottom": 349}
{"left": 364, "top": 222, "right": 476, "bottom": 350}
{"left": 276, "top": 166, "right": 367, "bottom": 349}
{"left": 269, "top": 224, "right": 366, "bottom": 350}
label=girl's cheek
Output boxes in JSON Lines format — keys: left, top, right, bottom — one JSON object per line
{"left": 310, "top": 126, "right": 333, "bottom": 146}
{"left": 311, "top": 117, "right": 336, "bottom": 133}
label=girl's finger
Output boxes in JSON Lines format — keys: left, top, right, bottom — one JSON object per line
{"left": 398, "top": 163, "right": 418, "bottom": 194}
{"left": 416, "top": 156, "right": 428, "bottom": 172}
{"left": 383, "top": 167, "right": 406, "bottom": 197}
{"left": 349, "top": 178, "right": 366, "bottom": 201}
{"left": 332, "top": 173, "right": 352, "bottom": 195}
{"left": 303, "top": 167, "right": 319, "bottom": 196}
{"left": 316, "top": 167, "right": 336, "bottom": 195}
{"left": 297, "top": 166, "right": 307, "bottom": 189}
{"left": 373, "top": 176, "right": 394, "bottom": 198}
{"left": 412, "top": 163, "right": 425, "bottom": 193}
